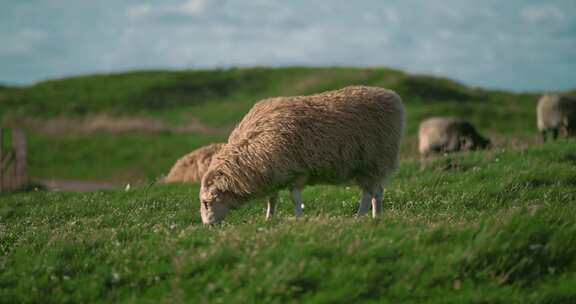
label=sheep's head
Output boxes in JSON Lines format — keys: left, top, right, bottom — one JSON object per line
{"left": 199, "top": 170, "right": 238, "bottom": 225}
{"left": 469, "top": 134, "right": 491, "bottom": 150}
{"left": 460, "top": 133, "right": 491, "bottom": 151}
{"left": 476, "top": 136, "right": 491, "bottom": 150}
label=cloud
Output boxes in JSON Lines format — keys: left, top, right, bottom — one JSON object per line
{"left": 520, "top": 5, "right": 564, "bottom": 24}
{"left": 2, "top": 0, "right": 576, "bottom": 91}
{"left": 0, "top": 28, "right": 48, "bottom": 55}
{"left": 384, "top": 8, "right": 401, "bottom": 25}
{"left": 126, "top": 0, "right": 207, "bottom": 19}
{"left": 126, "top": 4, "right": 152, "bottom": 18}
{"left": 179, "top": 0, "right": 207, "bottom": 16}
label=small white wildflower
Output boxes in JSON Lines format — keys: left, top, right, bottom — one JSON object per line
{"left": 112, "top": 272, "right": 120, "bottom": 283}
{"left": 529, "top": 244, "right": 544, "bottom": 250}
{"left": 125, "top": 184, "right": 131, "bottom": 191}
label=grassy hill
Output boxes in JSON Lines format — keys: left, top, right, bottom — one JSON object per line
{"left": 1, "top": 141, "right": 575, "bottom": 302}
{"left": 1, "top": 67, "right": 540, "bottom": 183}
{"left": 1, "top": 67, "right": 575, "bottom": 302}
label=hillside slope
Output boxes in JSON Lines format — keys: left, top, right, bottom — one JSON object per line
{"left": 0, "top": 67, "right": 546, "bottom": 183}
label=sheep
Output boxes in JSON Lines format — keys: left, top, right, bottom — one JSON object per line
{"left": 199, "top": 86, "right": 405, "bottom": 224}
{"left": 418, "top": 117, "right": 490, "bottom": 166}
{"left": 537, "top": 94, "right": 576, "bottom": 141}
{"left": 164, "top": 143, "right": 224, "bottom": 184}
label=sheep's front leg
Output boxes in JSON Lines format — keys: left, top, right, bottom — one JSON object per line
{"left": 371, "top": 185, "right": 383, "bottom": 218}
{"left": 291, "top": 188, "right": 303, "bottom": 218}
{"left": 420, "top": 153, "right": 430, "bottom": 171}
{"left": 266, "top": 193, "right": 278, "bottom": 220}
{"left": 356, "top": 191, "right": 372, "bottom": 216}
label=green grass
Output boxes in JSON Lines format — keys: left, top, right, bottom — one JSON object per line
{"left": 1, "top": 67, "right": 574, "bottom": 303}
{"left": 0, "top": 67, "right": 543, "bottom": 182}
{"left": 26, "top": 132, "right": 226, "bottom": 183}
{"left": 1, "top": 141, "right": 575, "bottom": 303}
{"left": 1, "top": 67, "right": 536, "bottom": 126}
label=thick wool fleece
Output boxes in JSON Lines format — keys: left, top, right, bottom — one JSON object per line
{"left": 537, "top": 94, "right": 576, "bottom": 134}
{"left": 418, "top": 117, "right": 490, "bottom": 155}
{"left": 164, "top": 143, "right": 224, "bottom": 183}
{"left": 206, "top": 85, "right": 405, "bottom": 200}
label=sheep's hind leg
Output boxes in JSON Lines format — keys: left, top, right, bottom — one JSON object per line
{"left": 291, "top": 188, "right": 303, "bottom": 218}
{"left": 356, "top": 191, "right": 372, "bottom": 216}
{"left": 371, "top": 185, "right": 384, "bottom": 218}
{"left": 266, "top": 193, "right": 278, "bottom": 220}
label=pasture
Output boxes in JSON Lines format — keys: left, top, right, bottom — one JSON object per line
{"left": 2, "top": 141, "right": 576, "bottom": 302}
{"left": 1, "top": 67, "right": 540, "bottom": 183}
{"left": 1, "top": 67, "right": 575, "bottom": 302}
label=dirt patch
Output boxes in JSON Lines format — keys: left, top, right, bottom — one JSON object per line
{"left": 3, "top": 114, "right": 229, "bottom": 136}
{"left": 34, "top": 178, "right": 117, "bottom": 192}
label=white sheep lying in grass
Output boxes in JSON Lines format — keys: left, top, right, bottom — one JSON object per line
{"left": 199, "top": 86, "right": 405, "bottom": 224}
{"left": 164, "top": 143, "right": 224, "bottom": 183}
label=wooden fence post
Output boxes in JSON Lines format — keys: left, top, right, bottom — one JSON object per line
{"left": 13, "top": 129, "right": 28, "bottom": 189}
{"left": 0, "top": 128, "right": 3, "bottom": 192}
{"left": 0, "top": 128, "right": 28, "bottom": 192}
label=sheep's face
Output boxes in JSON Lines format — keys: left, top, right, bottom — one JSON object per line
{"left": 476, "top": 137, "right": 491, "bottom": 149}
{"left": 199, "top": 170, "right": 236, "bottom": 225}
{"left": 460, "top": 135, "right": 491, "bottom": 151}
{"left": 470, "top": 135, "right": 491, "bottom": 150}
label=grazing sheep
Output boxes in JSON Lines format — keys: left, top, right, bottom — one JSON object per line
{"left": 418, "top": 117, "right": 490, "bottom": 162}
{"left": 537, "top": 94, "right": 576, "bottom": 141}
{"left": 164, "top": 143, "right": 224, "bottom": 184}
{"left": 199, "top": 86, "right": 405, "bottom": 224}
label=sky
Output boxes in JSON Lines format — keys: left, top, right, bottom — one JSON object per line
{"left": 1, "top": 0, "right": 575, "bottom": 91}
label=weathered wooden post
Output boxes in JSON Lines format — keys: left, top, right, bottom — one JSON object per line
{"left": 0, "top": 128, "right": 28, "bottom": 192}
{"left": 0, "top": 128, "right": 3, "bottom": 192}
{"left": 13, "top": 129, "right": 28, "bottom": 189}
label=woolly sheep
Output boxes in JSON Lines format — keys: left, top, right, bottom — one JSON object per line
{"left": 164, "top": 143, "right": 224, "bottom": 184}
{"left": 418, "top": 117, "right": 490, "bottom": 158}
{"left": 537, "top": 94, "right": 576, "bottom": 141}
{"left": 199, "top": 86, "right": 405, "bottom": 224}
